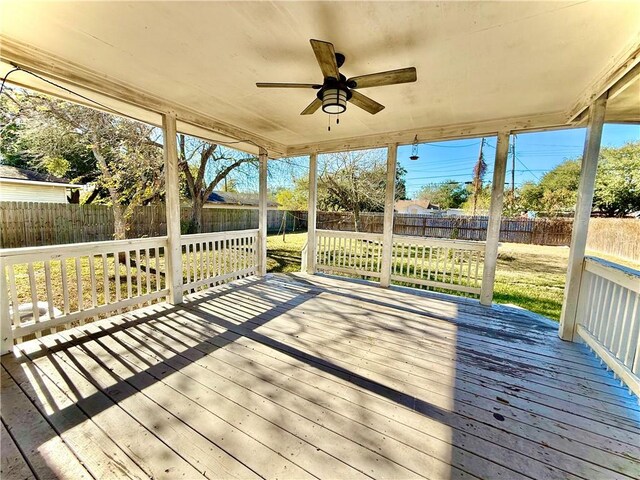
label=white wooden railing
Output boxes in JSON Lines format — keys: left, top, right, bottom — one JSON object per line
{"left": 0, "top": 236, "right": 169, "bottom": 344}
{"left": 313, "top": 229, "right": 484, "bottom": 295}
{"left": 0, "top": 229, "right": 260, "bottom": 349}
{"left": 316, "top": 230, "right": 384, "bottom": 279}
{"left": 182, "top": 229, "right": 258, "bottom": 292}
{"left": 575, "top": 256, "right": 640, "bottom": 397}
{"left": 390, "top": 235, "right": 484, "bottom": 295}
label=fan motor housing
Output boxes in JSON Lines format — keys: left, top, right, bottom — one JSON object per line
{"left": 317, "top": 75, "right": 353, "bottom": 101}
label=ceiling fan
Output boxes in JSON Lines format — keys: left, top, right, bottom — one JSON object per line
{"left": 256, "top": 39, "right": 417, "bottom": 116}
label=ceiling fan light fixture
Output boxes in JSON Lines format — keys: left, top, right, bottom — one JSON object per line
{"left": 322, "top": 88, "right": 348, "bottom": 114}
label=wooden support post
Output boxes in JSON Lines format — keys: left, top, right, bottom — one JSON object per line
{"left": 0, "top": 260, "right": 13, "bottom": 355}
{"left": 480, "top": 131, "right": 510, "bottom": 306}
{"left": 559, "top": 94, "right": 607, "bottom": 341}
{"left": 162, "top": 112, "right": 183, "bottom": 305}
{"left": 306, "top": 152, "right": 318, "bottom": 274}
{"left": 257, "top": 147, "right": 268, "bottom": 276}
{"left": 380, "top": 144, "right": 398, "bottom": 288}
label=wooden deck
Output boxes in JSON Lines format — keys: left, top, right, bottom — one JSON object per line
{"left": 2, "top": 273, "right": 639, "bottom": 480}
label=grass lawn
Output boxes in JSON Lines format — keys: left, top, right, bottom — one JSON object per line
{"left": 268, "top": 231, "right": 640, "bottom": 321}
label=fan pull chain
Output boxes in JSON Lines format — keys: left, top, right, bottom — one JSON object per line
{"left": 328, "top": 115, "right": 331, "bottom": 132}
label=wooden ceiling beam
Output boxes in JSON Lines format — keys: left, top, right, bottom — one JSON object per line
{"left": 566, "top": 36, "right": 640, "bottom": 122}
{"left": 285, "top": 112, "right": 571, "bottom": 156}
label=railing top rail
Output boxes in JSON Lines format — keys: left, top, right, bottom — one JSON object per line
{"left": 0, "top": 235, "right": 168, "bottom": 260}
{"left": 584, "top": 256, "right": 640, "bottom": 293}
{"left": 181, "top": 229, "right": 260, "bottom": 243}
{"left": 392, "top": 234, "right": 487, "bottom": 251}
{"left": 316, "top": 229, "right": 384, "bottom": 241}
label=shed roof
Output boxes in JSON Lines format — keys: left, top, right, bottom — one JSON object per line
{"left": 207, "top": 191, "right": 279, "bottom": 208}
{"left": 1, "top": 2, "right": 638, "bottom": 156}
{"left": 0, "top": 165, "right": 73, "bottom": 186}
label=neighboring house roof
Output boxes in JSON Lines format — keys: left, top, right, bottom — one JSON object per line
{"left": 395, "top": 199, "right": 439, "bottom": 211}
{"left": 0, "top": 165, "right": 79, "bottom": 188}
{"left": 207, "top": 191, "right": 279, "bottom": 207}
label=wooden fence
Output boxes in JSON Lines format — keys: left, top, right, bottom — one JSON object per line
{"left": 586, "top": 218, "right": 640, "bottom": 262}
{"left": 3, "top": 202, "right": 638, "bottom": 261}
{"left": 0, "top": 202, "right": 307, "bottom": 248}
{"left": 317, "top": 212, "right": 574, "bottom": 246}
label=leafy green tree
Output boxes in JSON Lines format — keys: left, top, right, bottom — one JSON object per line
{"left": 417, "top": 181, "right": 469, "bottom": 209}
{"left": 274, "top": 177, "right": 309, "bottom": 211}
{"left": 593, "top": 142, "right": 640, "bottom": 217}
{"left": 1, "top": 88, "right": 164, "bottom": 238}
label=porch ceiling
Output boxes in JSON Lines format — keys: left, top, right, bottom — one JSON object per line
{"left": 1, "top": 1, "right": 639, "bottom": 156}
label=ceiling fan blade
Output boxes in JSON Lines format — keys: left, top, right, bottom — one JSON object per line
{"left": 348, "top": 67, "right": 417, "bottom": 89}
{"left": 349, "top": 90, "right": 385, "bottom": 114}
{"left": 301, "top": 98, "right": 322, "bottom": 115}
{"left": 310, "top": 39, "right": 340, "bottom": 79}
{"left": 256, "top": 82, "right": 320, "bottom": 89}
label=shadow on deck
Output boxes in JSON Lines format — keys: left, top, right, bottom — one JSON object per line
{"left": 2, "top": 273, "right": 639, "bottom": 479}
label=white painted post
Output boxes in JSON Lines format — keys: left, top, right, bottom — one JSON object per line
{"left": 162, "top": 112, "right": 183, "bottom": 304}
{"left": 257, "top": 147, "right": 268, "bottom": 276}
{"left": 306, "top": 152, "right": 318, "bottom": 274}
{"left": 0, "top": 260, "right": 13, "bottom": 355}
{"left": 380, "top": 144, "right": 398, "bottom": 288}
{"left": 480, "top": 131, "right": 510, "bottom": 306}
{"left": 559, "top": 94, "right": 607, "bottom": 341}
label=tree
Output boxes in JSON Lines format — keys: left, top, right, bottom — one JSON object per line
{"left": 274, "top": 177, "right": 309, "bottom": 211}
{"left": 1, "top": 88, "right": 164, "bottom": 239}
{"left": 593, "top": 142, "right": 640, "bottom": 217}
{"left": 318, "top": 150, "right": 406, "bottom": 231}
{"left": 471, "top": 139, "right": 487, "bottom": 215}
{"left": 507, "top": 141, "right": 639, "bottom": 217}
{"left": 178, "top": 135, "right": 256, "bottom": 233}
{"left": 417, "top": 181, "right": 469, "bottom": 209}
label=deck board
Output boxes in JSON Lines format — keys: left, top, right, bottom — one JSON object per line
{"left": 2, "top": 273, "right": 639, "bottom": 480}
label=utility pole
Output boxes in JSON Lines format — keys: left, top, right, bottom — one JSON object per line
{"left": 511, "top": 134, "right": 516, "bottom": 200}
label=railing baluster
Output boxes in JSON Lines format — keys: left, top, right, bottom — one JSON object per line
{"left": 102, "top": 253, "right": 110, "bottom": 304}
{"left": 7, "top": 267, "right": 20, "bottom": 328}
{"left": 135, "top": 249, "right": 142, "bottom": 299}
{"left": 75, "top": 256, "right": 83, "bottom": 314}
{"left": 114, "top": 253, "right": 121, "bottom": 305}
{"left": 44, "top": 260, "right": 55, "bottom": 319}
{"left": 89, "top": 254, "right": 97, "bottom": 309}
{"left": 61, "top": 258, "right": 70, "bottom": 315}
{"left": 155, "top": 248, "right": 161, "bottom": 291}
{"left": 27, "top": 262, "right": 40, "bottom": 334}
{"left": 145, "top": 248, "right": 151, "bottom": 304}
{"left": 125, "top": 250, "right": 132, "bottom": 300}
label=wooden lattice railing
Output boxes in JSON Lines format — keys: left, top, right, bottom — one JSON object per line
{"left": 575, "top": 256, "right": 640, "bottom": 397}
{"left": 390, "top": 235, "right": 484, "bottom": 295}
{"left": 182, "top": 229, "right": 258, "bottom": 293}
{"left": 313, "top": 229, "right": 484, "bottom": 295}
{"left": 0, "top": 229, "right": 259, "bottom": 350}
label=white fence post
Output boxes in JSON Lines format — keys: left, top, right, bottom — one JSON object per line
{"left": 380, "top": 144, "right": 398, "bottom": 288}
{"left": 162, "top": 112, "right": 183, "bottom": 304}
{"left": 559, "top": 94, "right": 607, "bottom": 341}
{"left": 306, "top": 152, "right": 318, "bottom": 274}
{"left": 480, "top": 131, "right": 510, "bottom": 306}
{"left": 0, "top": 259, "right": 13, "bottom": 355}
{"left": 257, "top": 148, "right": 268, "bottom": 276}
